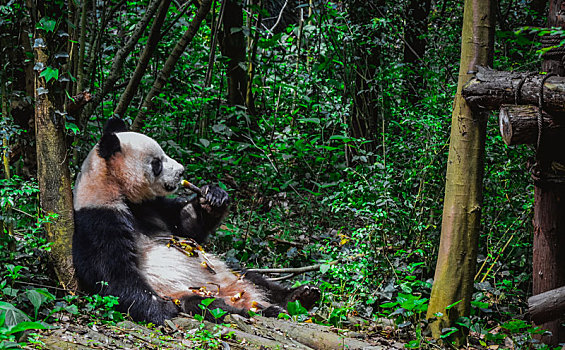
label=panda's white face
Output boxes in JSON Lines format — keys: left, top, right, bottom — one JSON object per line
{"left": 111, "top": 132, "right": 185, "bottom": 202}
{"left": 74, "top": 130, "right": 185, "bottom": 210}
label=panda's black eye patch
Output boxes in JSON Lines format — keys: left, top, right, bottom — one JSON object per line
{"left": 151, "top": 158, "right": 162, "bottom": 176}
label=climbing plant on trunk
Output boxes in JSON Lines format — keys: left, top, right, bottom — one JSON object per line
{"left": 33, "top": 2, "right": 76, "bottom": 289}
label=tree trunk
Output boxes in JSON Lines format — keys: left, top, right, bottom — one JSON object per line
{"left": 132, "top": 0, "right": 212, "bottom": 132}
{"left": 532, "top": 184, "right": 565, "bottom": 344}
{"left": 426, "top": 0, "right": 495, "bottom": 343}
{"left": 462, "top": 67, "right": 565, "bottom": 114}
{"left": 219, "top": 0, "right": 247, "bottom": 107}
{"left": 499, "top": 104, "right": 565, "bottom": 145}
{"left": 34, "top": 25, "right": 76, "bottom": 290}
{"left": 1, "top": 79, "right": 14, "bottom": 246}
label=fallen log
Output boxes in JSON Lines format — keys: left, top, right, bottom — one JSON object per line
{"left": 38, "top": 314, "right": 390, "bottom": 350}
{"left": 528, "top": 285, "right": 565, "bottom": 324}
{"left": 173, "top": 315, "right": 386, "bottom": 350}
{"left": 462, "top": 67, "right": 565, "bottom": 114}
{"left": 499, "top": 105, "right": 565, "bottom": 145}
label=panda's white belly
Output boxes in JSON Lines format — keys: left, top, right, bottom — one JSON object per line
{"left": 141, "top": 243, "right": 201, "bottom": 295}
{"left": 138, "top": 235, "right": 268, "bottom": 308}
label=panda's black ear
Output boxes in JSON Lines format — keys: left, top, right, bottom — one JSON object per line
{"left": 103, "top": 118, "right": 128, "bottom": 135}
{"left": 98, "top": 133, "right": 121, "bottom": 160}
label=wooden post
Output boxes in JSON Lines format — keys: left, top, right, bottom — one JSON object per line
{"left": 531, "top": 1, "right": 565, "bottom": 344}
{"left": 460, "top": 3, "right": 565, "bottom": 345}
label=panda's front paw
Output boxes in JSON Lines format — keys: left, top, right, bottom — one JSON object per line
{"left": 200, "top": 185, "right": 229, "bottom": 208}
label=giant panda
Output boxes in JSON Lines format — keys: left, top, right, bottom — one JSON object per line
{"left": 72, "top": 118, "right": 319, "bottom": 324}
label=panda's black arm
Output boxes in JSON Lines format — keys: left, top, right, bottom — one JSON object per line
{"left": 127, "top": 196, "right": 187, "bottom": 234}
{"left": 126, "top": 185, "right": 229, "bottom": 243}
{"left": 178, "top": 184, "right": 230, "bottom": 244}
{"left": 73, "top": 208, "right": 179, "bottom": 324}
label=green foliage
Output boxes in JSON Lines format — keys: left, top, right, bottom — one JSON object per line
{"left": 188, "top": 298, "right": 234, "bottom": 349}
{"left": 84, "top": 294, "right": 123, "bottom": 322}
{"left": 0, "top": 266, "right": 56, "bottom": 348}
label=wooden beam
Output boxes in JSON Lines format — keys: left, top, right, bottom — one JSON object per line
{"left": 499, "top": 105, "right": 565, "bottom": 145}
{"left": 462, "top": 67, "right": 565, "bottom": 114}
{"left": 529, "top": 285, "right": 565, "bottom": 324}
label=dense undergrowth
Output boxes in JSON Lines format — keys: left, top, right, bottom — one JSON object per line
{"left": 0, "top": 0, "right": 557, "bottom": 348}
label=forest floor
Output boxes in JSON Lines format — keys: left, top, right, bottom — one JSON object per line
{"left": 30, "top": 313, "right": 411, "bottom": 350}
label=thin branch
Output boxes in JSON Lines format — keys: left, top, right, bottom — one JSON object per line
{"left": 246, "top": 260, "right": 339, "bottom": 274}
{"left": 132, "top": 0, "right": 212, "bottom": 131}
{"left": 204, "top": 0, "right": 225, "bottom": 87}
{"left": 268, "top": 273, "right": 295, "bottom": 282}
{"left": 113, "top": 0, "right": 173, "bottom": 117}
{"left": 268, "top": 0, "right": 288, "bottom": 34}
{"left": 161, "top": 0, "right": 197, "bottom": 35}
{"left": 86, "top": 0, "right": 127, "bottom": 93}
{"left": 81, "top": 0, "right": 162, "bottom": 127}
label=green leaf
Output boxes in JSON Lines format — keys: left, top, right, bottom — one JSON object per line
{"left": 26, "top": 290, "right": 45, "bottom": 320}
{"left": 319, "top": 264, "right": 331, "bottom": 274}
{"left": 329, "top": 135, "right": 352, "bottom": 142}
{"left": 445, "top": 299, "right": 463, "bottom": 310}
{"left": 0, "top": 341, "right": 21, "bottom": 349}
{"left": 40, "top": 67, "right": 59, "bottom": 83}
{"left": 470, "top": 300, "right": 489, "bottom": 309}
{"left": 37, "top": 17, "right": 56, "bottom": 32}
{"left": 65, "top": 122, "right": 80, "bottom": 135}
{"left": 26, "top": 289, "right": 54, "bottom": 319}
{"left": 201, "top": 298, "right": 215, "bottom": 307}
{"left": 439, "top": 327, "right": 458, "bottom": 339}
{"left": 209, "top": 308, "right": 227, "bottom": 319}
{"left": 286, "top": 300, "right": 307, "bottom": 316}
{"left": 0, "top": 301, "right": 30, "bottom": 328}
{"left": 7, "top": 321, "right": 54, "bottom": 335}
{"left": 199, "top": 138, "right": 210, "bottom": 148}
{"left": 379, "top": 302, "right": 397, "bottom": 308}
{"left": 298, "top": 118, "right": 320, "bottom": 124}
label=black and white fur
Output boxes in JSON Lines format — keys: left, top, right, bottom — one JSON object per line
{"left": 72, "top": 119, "right": 318, "bottom": 324}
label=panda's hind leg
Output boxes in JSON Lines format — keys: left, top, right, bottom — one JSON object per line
{"left": 286, "top": 285, "right": 321, "bottom": 310}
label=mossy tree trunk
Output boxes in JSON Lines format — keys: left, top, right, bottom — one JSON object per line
{"left": 426, "top": 0, "right": 495, "bottom": 343}
{"left": 33, "top": 4, "right": 76, "bottom": 290}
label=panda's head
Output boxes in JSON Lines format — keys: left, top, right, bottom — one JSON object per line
{"left": 74, "top": 119, "right": 184, "bottom": 209}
